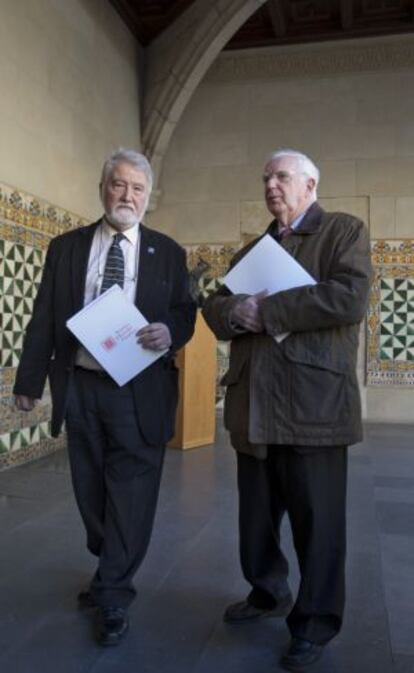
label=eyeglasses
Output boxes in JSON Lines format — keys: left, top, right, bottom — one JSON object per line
{"left": 262, "top": 170, "right": 300, "bottom": 185}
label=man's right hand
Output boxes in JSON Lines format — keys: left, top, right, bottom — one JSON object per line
{"left": 15, "top": 395, "right": 37, "bottom": 412}
{"left": 231, "top": 290, "right": 268, "bottom": 333}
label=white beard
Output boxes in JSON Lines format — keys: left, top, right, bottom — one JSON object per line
{"left": 106, "top": 206, "right": 139, "bottom": 229}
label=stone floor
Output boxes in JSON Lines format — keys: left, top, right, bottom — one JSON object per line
{"left": 0, "top": 421, "right": 413, "bottom": 673}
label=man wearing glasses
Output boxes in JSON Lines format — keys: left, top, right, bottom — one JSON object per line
{"left": 203, "top": 149, "right": 372, "bottom": 671}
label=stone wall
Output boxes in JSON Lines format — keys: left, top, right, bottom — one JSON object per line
{"left": 0, "top": 0, "right": 143, "bottom": 468}
{"left": 148, "top": 34, "right": 414, "bottom": 422}
{"left": 0, "top": 0, "right": 142, "bottom": 220}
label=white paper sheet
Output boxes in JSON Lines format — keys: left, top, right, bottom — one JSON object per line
{"left": 222, "top": 234, "right": 316, "bottom": 342}
{"left": 66, "top": 284, "right": 167, "bottom": 386}
{"left": 223, "top": 234, "right": 316, "bottom": 295}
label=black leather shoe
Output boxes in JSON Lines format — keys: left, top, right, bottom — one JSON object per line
{"left": 280, "top": 637, "right": 324, "bottom": 671}
{"left": 94, "top": 607, "right": 129, "bottom": 646}
{"left": 77, "top": 589, "right": 97, "bottom": 610}
{"left": 223, "top": 594, "right": 293, "bottom": 623}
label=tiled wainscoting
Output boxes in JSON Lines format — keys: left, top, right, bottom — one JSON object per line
{"left": 1, "top": 182, "right": 413, "bottom": 468}
{"left": 367, "top": 240, "right": 414, "bottom": 387}
{"left": 0, "top": 183, "right": 87, "bottom": 469}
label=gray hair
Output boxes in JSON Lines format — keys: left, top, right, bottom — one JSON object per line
{"left": 100, "top": 148, "right": 153, "bottom": 193}
{"left": 266, "top": 149, "right": 320, "bottom": 189}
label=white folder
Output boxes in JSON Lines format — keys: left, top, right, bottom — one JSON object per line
{"left": 66, "top": 284, "right": 167, "bottom": 386}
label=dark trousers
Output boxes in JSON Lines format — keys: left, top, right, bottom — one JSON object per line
{"left": 65, "top": 368, "right": 165, "bottom": 609}
{"left": 237, "top": 445, "right": 347, "bottom": 644}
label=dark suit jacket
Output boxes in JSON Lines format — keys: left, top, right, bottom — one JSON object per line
{"left": 14, "top": 220, "right": 196, "bottom": 445}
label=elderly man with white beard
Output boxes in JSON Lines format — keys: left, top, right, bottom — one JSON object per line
{"left": 14, "top": 148, "right": 196, "bottom": 646}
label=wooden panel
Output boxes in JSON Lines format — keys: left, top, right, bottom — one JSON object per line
{"left": 168, "top": 311, "right": 217, "bottom": 450}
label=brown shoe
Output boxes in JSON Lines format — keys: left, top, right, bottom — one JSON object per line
{"left": 223, "top": 595, "right": 293, "bottom": 624}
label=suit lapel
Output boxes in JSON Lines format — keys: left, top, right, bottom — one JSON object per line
{"left": 136, "top": 224, "right": 161, "bottom": 319}
{"left": 71, "top": 220, "right": 100, "bottom": 311}
{"left": 71, "top": 222, "right": 164, "bottom": 318}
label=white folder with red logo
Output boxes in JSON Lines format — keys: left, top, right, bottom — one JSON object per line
{"left": 66, "top": 284, "right": 167, "bottom": 386}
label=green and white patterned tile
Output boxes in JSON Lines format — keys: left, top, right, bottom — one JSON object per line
{"left": 0, "top": 241, "right": 45, "bottom": 367}
{"left": 0, "top": 432, "right": 11, "bottom": 453}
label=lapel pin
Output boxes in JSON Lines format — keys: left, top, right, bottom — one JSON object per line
{"left": 148, "top": 246, "right": 155, "bottom": 254}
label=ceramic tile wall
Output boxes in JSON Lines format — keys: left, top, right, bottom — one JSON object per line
{"left": 0, "top": 182, "right": 87, "bottom": 469}
{"left": 367, "top": 240, "right": 414, "bottom": 387}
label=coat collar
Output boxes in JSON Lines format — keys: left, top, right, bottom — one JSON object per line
{"left": 295, "top": 202, "right": 324, "bottom": 234}
{"left": 267, "top": 202, "right": 324, "bottom": 237}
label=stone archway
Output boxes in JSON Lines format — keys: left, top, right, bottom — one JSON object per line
{"left": 142, "top": 0, "right": 268, "bottom": 206}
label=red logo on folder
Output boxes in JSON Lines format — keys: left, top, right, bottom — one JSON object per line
{"left": 102, "top": 336, "right": 117, "bottom": 351}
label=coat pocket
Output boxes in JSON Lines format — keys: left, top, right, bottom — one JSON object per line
{"left": 221, "top": 355, "right": 245, "bottom": 386}
{"left": 221, "top": 356, "right": 249, "bottom": 434}
{"left": 290, "top": 362, "right": 349, "bottom": 425}
{"left": 284, "top": 337, "right": 352, "bottom": 425}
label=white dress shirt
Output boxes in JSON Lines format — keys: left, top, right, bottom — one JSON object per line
{"left": 75, "top": 219, "right": 141, "bottom": 370}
